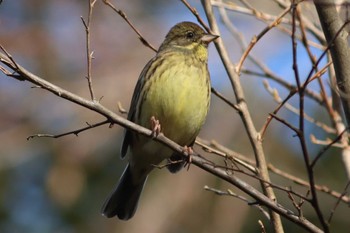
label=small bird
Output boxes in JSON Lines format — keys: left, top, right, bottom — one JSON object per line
{"left": 101, "top": 21, "right": 218, "bottom": 220}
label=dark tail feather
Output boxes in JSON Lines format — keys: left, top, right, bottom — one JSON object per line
{"left": 167, "top": 153, "right": 186, "bottom": 173}
{"left": 101, "top": 164, "right": 147, "bottom": 220}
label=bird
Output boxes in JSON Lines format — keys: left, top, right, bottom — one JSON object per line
{"left": 101, "top": 21, "right": 218, "bottom": 220}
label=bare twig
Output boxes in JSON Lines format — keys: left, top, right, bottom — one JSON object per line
{"left": 117, "top": 101, "right": 127, "bottom": 114}
{"left": 201, "top": 1, "right": 285, "bottom": 231}
{"left": 102, "top": 0, "right": 157, "bottom": 52}
{"left": 258, "top": 220, "right": 267, "bottom": 233}
{"left": 291, "top": 4, "right": 329, "bottom": 232}
{"left": 81, "top": 0, "right": 97, "bottom": 101}
{"left": 204, "top": 185, "right": 271, "bottom": 220}
{"left": 181, "top": 0, "right": 211, "bottom": 32}
{"left": 27, "top": 120, "right": 110, "bottom": 140}
{"left": 311, "top": 127, "right": 349, "bottom": 167}
{"left": 192, "top": 154, "right": 322, "bottom": 233}
{"left": 211, "top": 87, "right": 239, "bottom": 112}
{"left": 327, "top": 180, "right": 350, "bottom": 224}
{"left": 0, "top": 41, "right": 322, "bottom": 233}
{"left": 263, "top": 80, "right": 336, "bottom": 134}
{"left": 209, "top": 139, "right": 350, "bottom": 204}
{"left": 236, "top": 5, "right": 292, "bottom": 74}
{"left": 315, "top": 1, "right": 350, "bottom": 128}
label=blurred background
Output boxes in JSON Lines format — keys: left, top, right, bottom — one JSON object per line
{"left": 0, "top": 0, "right": 349, "bottom": 232}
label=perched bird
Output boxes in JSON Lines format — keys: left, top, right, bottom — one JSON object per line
{"left": 101, "top": 21, "right": 218, "bottom": 220}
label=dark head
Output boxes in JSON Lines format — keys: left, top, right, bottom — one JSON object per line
{"left": 158, "top": 22, "right": 219, "bottom": 52}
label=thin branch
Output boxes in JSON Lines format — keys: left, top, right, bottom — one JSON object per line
{"left": 0, "top": 43, "right": 323, "bottom": 233}
{"left": 81, "top": 0, "right": 97, "bottom": 101}
{"left": 27, "top": 120, "right": 110, "bottom": 140}
{"left": 263, "top": 80, "right": 336, "bottom": 134}
{"left": 201, "top": 1, "right": 285, "bottom": 232}
{"left": 236, "top": 5, "right": 292, "bottom": 74}
{"left": 211, "top": 87, "right": 239, "bottom": 112}
{"left": 260, "top": 89, "right": 297, "bottom": 138}
{"left": 291, "top": 4, "right": 329, "bottom": 231}
{"left": 311, "top": 127, "right": 349, "bottom": 167}
{"left": 180, "top": 0, "right": 211, "bottom": 32}
{"left": 315, "top": 1, "right": 350, "bottom": 128}
{"left": 327, "top": 180, "right": 350, "bottom": 224}
{"left": 204, "top": 185, "right": 271, "bottom": 220}
{"left": 102, "top": 0, "right": 157, "bottom": 52}
{"left": 192, "top": 154, "right": 323, "bottom": 233}
{"left": 209, "top": 139, "right": 350, "bottom": 204}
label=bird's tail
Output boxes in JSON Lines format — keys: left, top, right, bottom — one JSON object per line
{"left": 101, "top": 164, "right": 147, "bottom": 220}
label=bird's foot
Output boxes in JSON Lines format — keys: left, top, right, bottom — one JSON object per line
{"left": 150, "top": 116, "right": 161, "bottom": 138}
{"left": 182, "top": 146, "right": 194, "bottom": 170}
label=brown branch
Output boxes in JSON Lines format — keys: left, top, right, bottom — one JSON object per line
{"left": 236, "top": 5, "right": 292, "bottom": 74}
{"left": 180, "top": 0, "right": 211, "bottom": 33}
{"left": 263, "top": 80, "right": 336, "bottom": 134}
{"left": 192, "top": 154, "right": 322, "bottom": 233}
{"left": 81, "top": 0, "right": 97, "bottom": 101}
{"left": 0, "top": 45, "right": 323, "bottom": 233}
{"left": 327, "top": 180, "right": 350, "bottom": 225}
{"left": 211, "top": 87, "right": 239, "bottom": 112}
{"left": 311, "top": 127, "right": 349, "bottom": 167}
{"left": 201, "top": 1, "right": 285, "bottom": 232}
{"left": 209, "top": 139, "right": 350, "bottom": 204}
{"left": 314, "top": 0, "right": 350, "bottom": 128}
{"left": 27, "top": 120, "right": 110, "bottom": 140}
{"left": 291, "top": 4, "right": 329, "bottom": 232}
{"left": 204, "top": 185, "right": 271, "bottom": 220}
{"left": 102, "top": 0, "right": 157, "bottom": 52}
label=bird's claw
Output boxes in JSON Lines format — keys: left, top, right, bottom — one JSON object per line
{"left": 150, "top": 116, "right": 161, "bottom": 137}
{"left": 182, "top": 146, "right": 194, "bottom": 170}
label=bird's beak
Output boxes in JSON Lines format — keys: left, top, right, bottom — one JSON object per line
{"left": 201, "top": 33, "right": 219, "bottom": 44}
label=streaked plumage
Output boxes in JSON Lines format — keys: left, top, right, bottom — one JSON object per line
{"left": 101, "top": 22, "right": 218, "bottom": 220}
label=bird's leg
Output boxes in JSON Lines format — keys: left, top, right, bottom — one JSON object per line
{"left": 150, "top": 116, "right": 161, "bottom": 138}
{"left": 182, "top": 145, "right": 194, "bottom": 170}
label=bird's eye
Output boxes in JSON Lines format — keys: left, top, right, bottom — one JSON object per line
{"left": 186, "top": 31, "right": 194, "bottom": 39}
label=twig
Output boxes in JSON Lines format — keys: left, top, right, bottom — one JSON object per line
{"left": 311, "top": 127, "right": 349, "bottom": 167}
{"left": 258, "top": 220, "right": 267, "bottom": 233}
{"left": 211, "top": 87, "right": 239, "bottom": 111}
{"left": 236, "top": 5, "right": 292, "bottom": 74}
{"left": 201, "top": 1, "right": 285, "bottom": 231}
{"left": 102, "top": 0, "right": 157, "bottom": 52}
{"left": 310, "top": 134, "right": 345, "bottom": 148}
{"left": 204, "top": 185, "right": 271, "bottom": 220}
{"left": 260, "top": 89, "right": 297, "bottom": 138}
{"left": 263, "top": 80, "right": 336, "bottom": 134}
{"left": 287, "top": 191, "right": 306, "bottom": 218}
{"left": 81, "top": 0, "right": 97, "bottom": 101}
{"left": 291, "top": 3, "right": 328, "bottom": 232}
{"left": 327, "top": 180, "right": 350, "bottom": 224}
{"left": 0, "top": 46, "right": 324, "bottom": 233}
{"left": 192, "top": 154, "right": 322, "bottom": 233}
{"left": 208, "top": 139, "right": 350, "bottom": 204}
{"left": 117, "top": 101, "right": 127, "bottom": 114}
{"left": 180, "top": 0, "right": 211, "bottom": 32}
{"left": 27, "top": 120, "right": 110, "bottom": 140}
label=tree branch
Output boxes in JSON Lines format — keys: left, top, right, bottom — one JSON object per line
{"left": 0, "top": 47, "right": 322, "bottom": 233}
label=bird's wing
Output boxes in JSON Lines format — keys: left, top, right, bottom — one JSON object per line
{"left": 120, "top": 57, "right": 156, "bottom": 158}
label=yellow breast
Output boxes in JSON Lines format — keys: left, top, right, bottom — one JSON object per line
{"left": 139, "top": 51, "right": 210, "bottom": 146}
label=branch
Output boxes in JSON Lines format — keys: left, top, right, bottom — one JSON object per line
{"left": 201, "top": 1, "right": 285, "bottom": 232}
{"left": 192, "top": 154, "right": 323, "bottom": 233}
{"left": 204, "top": 186, "right": 271, "bottom": 220}
{"left": 81, "top": 0, "right": 97, "bottom": 100}
{"left": 314, "top": 0, "right": 350, "bottom": 127}
{"left": 102, "top": 0, "right": 157, "bottom": 52}
{"left": 0, "top": 47, "right": 323, "bottom": 233}
{"left": 27, "top": 120, "right": 110, "bottom": 140}
{"left": 209, "top": 139, "right": 350, "bottom": 204}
